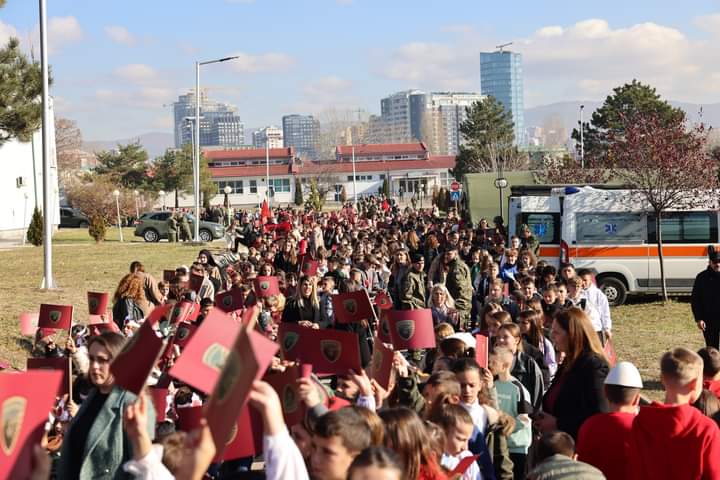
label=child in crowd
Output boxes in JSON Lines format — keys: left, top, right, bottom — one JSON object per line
{"left": 630, "top": 347, "right": 720, "bottom": 479}
{"left": 528, "top": 431, "right": 605, "bottom": 480}
{"left": 518, "top": 309, "right": 557, "bottom": 381}
{"left": 489, "top": 347, "right": 532, "bottom": 480}
{"left": 347, "top": 447, "right": 403, "bottom": 480}
{"left": 430, "top": 403, "right": 483, "bottom": 480}
{"left": 576, "top": 361, "right": 643, "bottom": 480}
{"left": 311, "top": 407, "right": 373, "bottom": 480}
{"left": 697, "top": 347, "right": 720, "bottom": 398}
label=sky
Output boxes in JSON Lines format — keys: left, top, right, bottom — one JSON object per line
{"left": 2, "top": 0, "right": 720, "bottom": 141}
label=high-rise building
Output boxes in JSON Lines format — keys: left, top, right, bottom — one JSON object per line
{"left": 252, "top": 126, "right": 284, "bottom": 149}
{"left": 479, "top": 50, "right": 526, "bottom": 145}
{"left": 173, "top": 90, "right": 245, "bottom": 149}
{"left": 282, "top": 114, "right": 320, "bottom": 160}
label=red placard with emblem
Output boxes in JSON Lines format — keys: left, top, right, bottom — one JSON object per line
{"left": 217, "top": 404, "right": 264, "bottom": 461}
{"left": 0, "top": 370, "right": 63, "bottom": 480}
{"left": 203, "top": 325, "right": 279, "bottom": 454}
{"left": 278, "top": 323, "right": 361, "bottom": 376}
{"left": 374, "top": 291, "right": 393, "bottom": 310}
{"left": 475, "top": 334, "right": 489, "bottom": 369}
{"left": 332, "top": 291, "right": 375, "bottom": 325}
{"left": 253, "top": 276, "right": 280, "bottom": 298}
{"left": 387, "top": 308, "right": 436, "bottom": 350}
{"left": 215, "top": 289, "right": 245, "bottom": 313}
{"left": 265, "top": 365, "right": 305, "bottom": 426}
{"left": 110, "top": 320, "right": 165, "bottom": 395}
{"left": 377, "top": 310, "right": 393, "bottom": 344}
{"left": 169, "top": 308, "right": 241, "bottom": 394}
{"left": 173, "top": 322, "right": 198, "bottom": 349}
{"left": 145, "top": 304, "right": 172, "bottom": 327}
{"left": 169, "top": 300, "right": 198, "bottom": 325}
{"left": 26, "top": 357, "right": 70, "bottom": 396}
{"left": 38, "top": 303, "right": 73, "bottom": 330}
{"left": 369, "top": 341, "right": 394, "bottom": 390}
{"left": 300, "top": 259, "right": 319, "bottom": 277}
{"left": 87, "top": 291, "right": 109, "bottom": 315}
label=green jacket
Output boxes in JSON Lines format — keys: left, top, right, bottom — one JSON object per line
{"left": 57, "top": 386, "right": 156, "bottom": 480}
{"left": 446, "top": 258, "right": 473, "bottom": 313}
{"left": 400, "top": 269, "right": 427, "bottom": 310}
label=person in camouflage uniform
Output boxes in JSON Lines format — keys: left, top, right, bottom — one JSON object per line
{"left": 179, "top": 211, "right": 192, "bottom": 242}
{"left": 444, "top": 244, "right": 473, "bottom": 330}
{"left": 520, "top": 223, "right": 540, "bottom": 256}
{"left": 166, "top": 209, "right": 178, "bottom": 243}
{"left": 400, "top": 253, "right": 427, "bottom": 310}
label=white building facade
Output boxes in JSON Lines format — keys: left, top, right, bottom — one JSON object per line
{"left": 252, "top": 126, "right": 284, "bottom": 149}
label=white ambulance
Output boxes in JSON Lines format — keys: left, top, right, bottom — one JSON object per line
{"left": 508, "top": 185, "right": 718, "bottom": 305}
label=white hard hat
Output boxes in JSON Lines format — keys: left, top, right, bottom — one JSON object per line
{"left": 604, "top": 361, "right": 643, "bottom": 388}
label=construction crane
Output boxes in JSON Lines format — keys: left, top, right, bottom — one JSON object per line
{"left": 496, "top": 42, "right": 513, "bottom": 52}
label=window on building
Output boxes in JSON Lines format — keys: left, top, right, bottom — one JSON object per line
{"left": 270, "top": 178, "right": 291, "bottom": 193}
{"left": 216, "top": 180, "right": 244, "bottom": 194}
{"left": 249, "top": 180, "right": 257, "bottom": 194}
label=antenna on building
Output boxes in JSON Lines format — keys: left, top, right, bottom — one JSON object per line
{"left": 496, "top": 42, "right": 513, "bottom": 52}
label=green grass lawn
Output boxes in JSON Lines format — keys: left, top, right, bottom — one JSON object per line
{"left": 0, "top": 228, "right": 705, "bottom": 400}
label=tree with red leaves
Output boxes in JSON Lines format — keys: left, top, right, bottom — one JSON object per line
{"left": 609, "top": 112, "right": 719, "bottom": 302}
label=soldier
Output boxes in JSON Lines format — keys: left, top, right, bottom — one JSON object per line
{"left": 519, "top": 223, "right": 540, "bottom": 256}
{"left": 444, "top": 244, "right": 473, "bottom": 330}
{"left": 180, "top": 210, "right": 192, "bottom": 242}
{"left": 400, "top": 253, "right": 427, "bottom": 310}
{"left": 166, "top": 209, "right": 178, "bottom": 243}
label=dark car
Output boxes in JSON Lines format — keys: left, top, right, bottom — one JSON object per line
{"left": 133, "top": 211, "right": 225, "bottom": 242}
{"left": 59, "top": 207, "right": 89, "bottom": 228}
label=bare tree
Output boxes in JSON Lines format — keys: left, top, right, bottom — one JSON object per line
{"left": 55, "top": 117, "right": 85, "bottom": 182}
{"left": 316, "top": 108, "right": 369, "bottom": 158}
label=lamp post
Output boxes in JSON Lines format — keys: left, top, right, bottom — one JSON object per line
{"left": 39, "top": 0, "right": 55, "bottom": 288}
{"left": 159, "top": 190, "right": 166, "bottom": 211}
{"left": 494, "top": 178, "right": 508, "bottom": 221}
{"left": 265, "top": 141, "right": 271, "bottom": 208}
{"left": 195, "top": 55, "right": 240, "bottom": 242}
{"left": 113, "top": 189, "right": 124, "bottom": 242}
{"left": 224, "top": 184, "right": 232, "bottom": 209}
{"left": 351, "top": 145, "right": 358, "bottom": 206}
{"left": 580, "top": 104, "right": 585, "bottom": 169}
{"left": 133, "top": 190, "right": 140, "bottom": 220}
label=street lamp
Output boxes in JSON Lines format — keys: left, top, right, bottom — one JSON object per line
{"left": 224, "top": 184, "right": 232, "bottom": 207}
{"left": 113, "top": 189, "right": 124, "bottom": 242}
{"left": 494, "top": 177, "right": 509, "bottom": 221}
{"left": 194, "top": 55, "right": 240, "bottom": 242}
{"left": 134, "top": 190, "right": 140, "bottom": 220}
{"left": 159, "top": 190, "right": 166, "bottom": 211}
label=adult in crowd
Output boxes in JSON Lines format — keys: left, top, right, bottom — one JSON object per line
{"left": 443, "top": 245, "right": 473, "bottom": 330}
{"left": 692, "top": 246, "right": 720, "bottom": 348}
{"left": 282, "top": 275, "right": 320, "bottom": 326}
{"left": 111, "top": 273, "right": 147, "bottom": 331}
{"left": 537, "top": 307, "right": 609, "bottom": 439}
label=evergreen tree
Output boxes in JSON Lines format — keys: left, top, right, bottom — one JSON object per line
{"left": 0, "top": 37, "right": 43, "bottom": 146}
{"left": 153, "top": 145, "right": 193, "bottom": 207}
{"left": 94, "top": 142, "right": 150, "bottom": 189}
{"left": 382, "top": 177, "right": 390, "bottom": 197}
{"left": 294, "top": 178, "right": 303, "bottom": 205}
{"left": 26, "top": 207, "right": 43, "bottom": 246}
{"left": 339, "top": 186, "right": 347, "bottom": 204}
{"left": 88, "top": 214, "right": 107, "bottom": 243}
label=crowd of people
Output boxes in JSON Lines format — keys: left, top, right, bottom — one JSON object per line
{"left": 22, "top": 194, "right": 720, "bottom": 480}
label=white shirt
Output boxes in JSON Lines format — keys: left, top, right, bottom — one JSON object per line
{"left": 582, "top": 284, "right": 612, "bottom": 332}
{"left": 441, "top": 450, "right": 483, "bottom": 480}
{"left": 461, "top": 401, "right": 488, "bottom": 437}
{"left": 264, "top": 427, "right": 310, "bottom": 480}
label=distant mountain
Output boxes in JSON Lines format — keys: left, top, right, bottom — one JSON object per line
{"left": 83, "top": 132, "right": 174, "bottom": 159}
{"left": 525, "top": 100, "right": 720, "bottom": 138}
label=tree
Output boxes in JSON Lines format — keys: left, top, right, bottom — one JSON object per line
{"left": 454, "top": 96, "right": 524, "bottom": 179}
{"left": 153, "top": 145, "right": 193, "bottom": 208}
{"left": 305, "top": 179, "right": 324, "bottom": 212}
{"left": 609, "top": 112, "right": 719, "bottom": 302}
{"left": 199, "top": 154, "right": 216, "bottom": 209}
{"left": 26, "top": 207, "right": 43, "bottom": 246}
{"left": 294, "top": 177, "right": 303, "bottom": 205}
{"left": 94, "top": 142, "right": 150, "bottom": 189}
{"left": 0, "top": 37, "right": 43, "bottom": 146}
{"left": 339, "top": 186, "right": 347, "bottom": 204}
{"left": 382, "top": 177, "right": 390, "bottom": 197}
{"left": 55, "top": 117, "right": 84, "bottom": 184}
{"left": 65, "top": 177, "right": 136, "bottom": 230}
{"left": 572, "top": 80, "right": 684, "bottom": 162}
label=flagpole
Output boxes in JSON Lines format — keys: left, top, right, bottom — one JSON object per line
{"left": 266, "top": 142, "right": 271, "bottom": 209}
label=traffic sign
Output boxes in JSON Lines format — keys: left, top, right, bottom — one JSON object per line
{"left": 450, "top": 191, "right": 461, "bottom": 202}
{"left": 450, "top": 181, "right": 461, "bottom": 192}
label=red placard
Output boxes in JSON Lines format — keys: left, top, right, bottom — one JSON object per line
{"left": 203, "top": 325, "right": 279, "bottom": 455}
{"left": 450, "top": 454, "right": 481, "bottom": 476}
{"left": 475, "top": 334, "right": 489, "bottom": 369}
{"left": 374, "top": 291, "right": 393, "bottom": 310}
{"left": 377, "top": 311, "right": 392, "bottom": 344}
{"left": 18, "top": 312, "right": 38, "bottom": 337}
{"left": 173, "top": 322, "right": 198, "bottom": 349}
{"left": 87, "top": 291, "right": 109, "bottom": 315}
{"left": 300, "top": 259, "right": 319, "bottom": 277}
{"left": 176, "top": 405, "right": 203, "bottom": 432}
{"left": 332, "top": 291, "right": 375, "bottom": 325}
{"left": 265, "top": 365, "right": 305, "bottom": 426}
{"left": 189, "top": 273, "right": 205, "bottom": 293}
{"left": 170, "top": 300, "right": 197, "bottom": 325}
{"left": 278, "top": 323, "right": 361, "bottom": 376}
{"left": 169, "top": 308, "right": 242, "bottom": 394}
{"left": 38, "top": 304, "right": 73, "bottom": 331}
{"left": 254, "top": 276, "right": 280, "bottom": 298}
{"left": 145, "top": 304, "right": 172, "bottom": 327}
{"left": 387, "top": 309, "right": 436, "bottom": 350}
{"left": 369, "top": 341, "right": 394, "bottom": 390}
{"left": 150, "top": 387, "right": 168, "bottom": 422}
{"left": 215, "top": 289, "right": 245, "bottom": 313}
{"left": 0, "top": 370, "right": 63, "bottom": 480}
{"left": 26, "top": 357, "right": 70, "bottom": 396}
{"left": 110, "top": 320, "right": 165, "bottom": 395}
{"left": 88, "top": 316, "right": 120, "bottom": 336}
{"left": 217, "top": 404, "right": 264, "bottom": 461}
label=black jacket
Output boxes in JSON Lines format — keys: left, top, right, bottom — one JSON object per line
{"left": 542, "top": 351, "right": 609, "bottom": 440}
{"left": 691, "top": 267, "right": 720, "bottom": 323}
{"left": 281, "top": 298, "right": 319, "bottom": 324}
{"left": 511, "top": 350, "right": 545, "bottom": 412}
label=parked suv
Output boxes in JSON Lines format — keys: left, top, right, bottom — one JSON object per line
{"left": 133, "top": 211, "right": 225, "bottom": 242}
{"left": 59, "top": 207, "right": 89, "bottom": 228}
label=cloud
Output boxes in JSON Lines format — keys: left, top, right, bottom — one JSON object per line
{"left": 227, "top": 52, "right": 295, "bottom": 73}
{"left": 694, "top": 14, "right": 720, "bottom": 35}
{"left": 0, "top": 20, "right": 19, "bottom": 45}
{"left": 92, "top": 86, "right": 173, "bottom": 109}
{"left": 289, "top": 75, "right": 360, "bottom": 114}
{"left": 114, "top": 64, "right": 158, "bottom": 83}
{"left": 303, "top": 75, "right": 352, "bottom": 96}
{"left": 48, "top": 16, "right": 83, "bottom": 49}
{"left": 105, "top": 25, "right": 136, "bottom": 46}
{"left": 336, "top": 0, "right": 353, "bottom": 5}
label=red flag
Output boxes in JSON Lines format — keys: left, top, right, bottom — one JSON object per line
{"left": 0, "top": 370, "right": 63, "bottom": 480}
{"left": 332, "top": 291, "right": 375, "bottom": 325}
{"left": 387, "top": 308, "right": 436, "bottom": 350}
{"left": 203, "top": 325, "right": 279, "bottom": 454}
{"left": 261, "top": 199, "right": 270, "bottom": 219}
{"left": 110, "top": 320, "right": 165, "bottom": 395}
{"left": 215, "top": 289, "right": 245, "bottom": 313}
{"left": 87, "top": 292, "right": 110, "bottom": 315}
{"left": 265, "top": 365, "right": 305, "bottom": 426}
{"left": 475, "top": 334, "right": 489, "bottom": 369}
{"left": 26, "top": 357, "right": 70, "bottom": 396}
{"left": 38, "top": 304, "right": 73, "bottom": 330}
{"left": 369, "top": 341, "right": 394, "bottom": 390}
{"left": 18, "top": 312, "right": 38, "bottom": 337}
{"left": 278, "top": 323, "right": 361, "bottom": 376}
{"left": 169, "top": 308, "right": 242, "bottom": 394}
{"left": 374, "top": 291, "right": 393, "bottom": 310}
{"left": 253, "top": 276, "right": 280, "bottom": 298}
